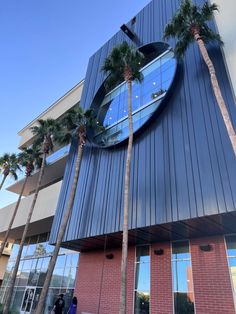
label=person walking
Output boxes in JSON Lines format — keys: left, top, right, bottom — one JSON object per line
{"left": 67, "top": 296, "right": 77, "bottom": 314}
{"left": 52, "top": 293, "right": 65, "bottom": 314}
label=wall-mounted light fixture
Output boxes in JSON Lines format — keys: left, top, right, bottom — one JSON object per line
{"left": 120, "top": 24, "right": 135, "bottom": 40}
{"left": 199, "top": 244, "right": 212, "bottom": 252}
{"left": 106, "top": 253, "right": 114, "bottom": 259}
{"left": 154, "top": 248, "right": 164, "bottom": 256}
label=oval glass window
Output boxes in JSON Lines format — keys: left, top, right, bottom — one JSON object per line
{"left": 91, "top": 42, "right": 177, "bottom": 147}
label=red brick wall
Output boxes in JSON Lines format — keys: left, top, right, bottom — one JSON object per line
{"left": 74, "top": 246, "right": 135, "bottom": 314}
{"left": 190, "top": 236, "right": 235, "bottom": 314}
{"left": 74, "top": 236, "right": 235, "bottom": 314}
{"left": 151, "top": 242, "right": 173, "bottom": 314}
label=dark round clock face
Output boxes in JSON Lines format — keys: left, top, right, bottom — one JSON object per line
{"left": 90, "top": 42, "right": 177, "bottom": 147}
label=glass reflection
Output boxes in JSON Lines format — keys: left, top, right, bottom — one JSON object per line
{"left": 226, "top": 235, "right": 236, "bottom": 295}
{"left": 10, "top": 243, "right": 20, "bottom": 260}
{"left": 0, "top": 232, "right": 79, "bottom": 314}
{"left": 134, "top": 245, "right": 150, "bottom": 314}
{"left": 94, "top": 50, "right": 176, "bottom": 146}
{"left": 174, "top": 292, "right": 195, "bottom": 314}
{"left": 134, "top": 291, "right": 150, "bottom": 314}
{"left": 11, "top": 287, "right": 25, "bottom": 313}
{"left": 135, "top": 263, "right": 150, "bottom": 292}
{"left": 172, "top": 241, "right": 195, "bottom": 314}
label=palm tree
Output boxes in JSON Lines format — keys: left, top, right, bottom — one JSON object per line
{"left": 164, "top": 0, "right": 236, "bottom": 155}
{"left": 3, "top": 119, "right": 59, "bottom": 314}
{"left": 101, "top": 41, "right": 144, "bottom": 314}
{"left": 35, "top": 106, "right": 99, "bottom": 314}
{"left": 0, "top": 147, "right": 42, "bottom": 259}
{"left": 0, "top": 153, "right": 20, "bottom": 190}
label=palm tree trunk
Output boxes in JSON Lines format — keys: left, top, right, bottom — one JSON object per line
{"left": 194, "top": 31, "right": 236, "bottom": 156}
{"left": 0, "top": 175, "right": 7, "bottom": 190}
{"left": 0, "top": 176, "right": 28, "bottom": 258}
{"left": 120, "top": 79, "right": 133, "bottom": 314}
{"left": 35, "top": 140, "right": 84, "bottom": 314}
{"left": 3, "top": 153, "right": 46, "bottom": 314}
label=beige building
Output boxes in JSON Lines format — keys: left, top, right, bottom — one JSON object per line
{"left": 0, "top": 80, "right": 83, "bottom": 313}
{"left": 0, "top": 80, "right": 83, "bottom": 243}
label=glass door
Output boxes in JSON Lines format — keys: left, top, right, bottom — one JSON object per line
{"left": 20, "top": 286, "right": 36, "bottom": 314}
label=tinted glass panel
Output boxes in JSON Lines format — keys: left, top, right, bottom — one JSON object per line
{"left": 226, "top": 235, "right": 236, "bottom": 256}
{"left": 10, "top": 243, "right": 20, "bottom": 260}
{"left": 226, "top": 235, "right": 236, "bottom": 294}
{"left": 174, "top": 292, "right": 195, "bottom": 314}
{"left": 134, "top": 291, "right": 150, "bottom": 314}
{"left": 172, "top": 241, "right": 194, "bottom": 314}
{"left": 0, "top": 232, "right": 79, "bottom": 314}
{"left": 94, "top": 50, "right": 176, "bottom": 146}
{"left": 135, "top": 263, "right": 150, "bottom": 292}
{"left": 136, "top": 246, "right": 150, "bottom": 263}
{"left": 172, "top": 241, "right": 190, "bottom": 260}
{"left": 172, "top": 260, "right": 192, "bottom": 292}
{"left": 134, "top": 246, "right": 150, "bottom": 314}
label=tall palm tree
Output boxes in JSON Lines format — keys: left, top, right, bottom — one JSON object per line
{"left": 164, "top": 0, "right": 236, "bottom": 155}
{"left": 0, "top": 153, "right": 20, "bottom": 190}
{"left": 0, "top": 147, "right": 42, "bottom": 259}
{"left": 35, "top": 106, "right": 99, "bottom": 314}
{"left": 102, "top": 41, "right": 144, "bottom": 314}
{"left": 3, "top": 119, "right": 59, "bottom": 314}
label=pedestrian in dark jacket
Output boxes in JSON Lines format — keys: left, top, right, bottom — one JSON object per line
{"left": 53, "top": 294, "right": 65, "bottom": 314}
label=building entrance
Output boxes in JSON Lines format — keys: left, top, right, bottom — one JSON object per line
{"left": 20, "top": 286, "right": 36, "bottom": 314}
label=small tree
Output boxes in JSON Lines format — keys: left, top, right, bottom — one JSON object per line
{"left": 0, "top": 147, "right": 42, "bottom": 259}
{"left": 164, "top": 0, "right": 236, "bottom": 155}
{"left": 3, "top": 119, "right": 59, "bottom": 314}
{"left": 35, "top": 106, "right": 99, "bottom": 314}
{"left": 102, "top": 41, "right": 144, "bottom": 314}
{"left": 0, "top": 153, "right": 20, "bottom": 190}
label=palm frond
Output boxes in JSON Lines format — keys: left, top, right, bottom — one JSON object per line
{"left": 101, "top": 41, "right": 144, "bottom": 88}
{"left": 55, "top": 105, "right": 100, "bottom": 144}
{"left": 31, "top": 118, "right": 60, "bottom": 154}
{"left": 10, "top": 171, "right": 18, "bottom": 181}
{"left": 18, "top": 146, "right": 43, "bottom": 176}
{"left": 175, "top": 38, "right": 191, "bottom": 59}
{"left": 200, "top": 25, "right": 223, "bottom": 45}
{"left": 164, "top": 0, "right": 223, "bottom": 58}
{"left": 181, "top": 0, "right": 192, "bottom": 16}
{"left": 201, "top": 2, "right": 218, "bottom": 21}
{"left": 0, "top": 153, "right": 21, "bottom": 180}
{"left": 163, "top": 23, "right": 176, "bottom": 40}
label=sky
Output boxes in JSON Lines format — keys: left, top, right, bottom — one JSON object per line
{"left": 0, "top": 0, "right": 151, "bottom": 208}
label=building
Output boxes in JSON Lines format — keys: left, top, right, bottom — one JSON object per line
{"left": 49, "top": 0, "right": 236, "bottom": 313}
{"left": 0, "top": 81, "right": 83, "bottom": 313}
{"left": 0, "top": 0, "right": 236, "bottom": 313}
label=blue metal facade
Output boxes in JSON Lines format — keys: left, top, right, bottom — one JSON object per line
{"left": 50, "top": 0, "right": 236, "bottom": 249}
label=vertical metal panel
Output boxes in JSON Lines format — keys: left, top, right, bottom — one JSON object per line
{"left": 50, "top": 0, "right": 236, "bottom": 245}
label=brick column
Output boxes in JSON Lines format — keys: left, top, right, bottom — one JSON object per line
{"left": 151, "top": 242, "right": 173, "bottom": 314}
{"left": 190, "top": 236, "right": 235, "bottom": 314}
{"left": 74, "top": 246, "right": 135, "bottom": 314}
{"left": 99, "top": 246, "right": 135, "bottom": 314}
{"left": 74, "top": 250, "right": 104, "bottom": 314}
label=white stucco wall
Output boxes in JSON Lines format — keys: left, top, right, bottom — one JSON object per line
{"left": 0, "top": 180, "right": 62, "bottom": 234}
{"left": 18, "top": 80, "right": 84, "bottom": 148}
{"left": 211, "top": 0, "right": 236, "bottom": 98}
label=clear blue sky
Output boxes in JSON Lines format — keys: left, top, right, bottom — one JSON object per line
{"left": 0, "top": 0, "right": 151, "bottom": 207}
